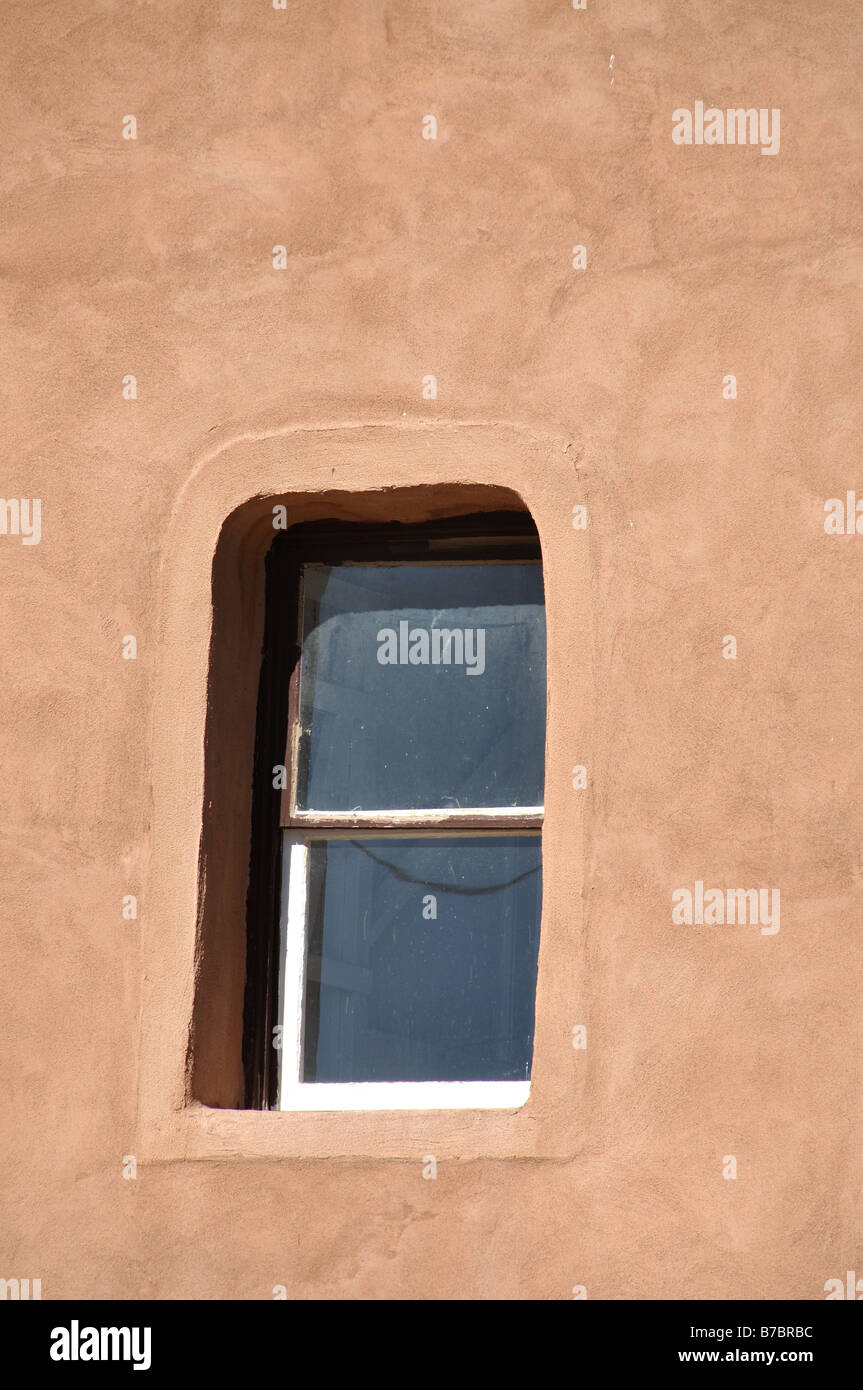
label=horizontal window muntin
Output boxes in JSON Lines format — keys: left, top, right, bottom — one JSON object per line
{"left": 287, "top": 808, "right": 543, "bottom": 828}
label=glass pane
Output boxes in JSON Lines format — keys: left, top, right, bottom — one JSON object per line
{"left": 300, "top": 836, "right": 542, "bottom": 1083}
{"left": 296, "top": 563, "right": 545, "bottom": 811}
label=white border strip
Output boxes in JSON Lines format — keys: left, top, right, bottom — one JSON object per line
{"left": 279, "top": 1081, "right": 531, "bottom": 1112}
{"left": 277, "top": 836, "right": 309, "bottom": 1109}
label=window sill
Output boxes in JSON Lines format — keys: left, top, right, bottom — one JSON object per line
{"left": 137, "top": 1088, "right": 577, "bottom": 1163}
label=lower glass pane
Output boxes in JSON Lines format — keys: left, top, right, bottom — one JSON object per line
{"left": 300, "top": 836, "right": 542, "bottom": 1083}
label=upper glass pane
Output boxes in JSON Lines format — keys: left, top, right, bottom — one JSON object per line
{"left": 296, "top": 562, "right": 546, "bottom": 811}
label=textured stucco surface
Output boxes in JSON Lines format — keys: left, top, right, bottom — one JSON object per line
{"left": 1, "top": 0, "right": 861, "bottom": 1299}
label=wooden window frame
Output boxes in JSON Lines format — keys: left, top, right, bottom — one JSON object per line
{"left": 243, "top": 512, "right": 544, "bottom": 1110}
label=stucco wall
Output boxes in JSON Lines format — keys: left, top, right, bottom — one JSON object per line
{"left": 1, "top": 0, "right": 860, "bottom": 1299}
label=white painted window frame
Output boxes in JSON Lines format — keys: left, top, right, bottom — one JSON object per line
{"left": 276, "top": 833, "right": 533, "bottom": 1112}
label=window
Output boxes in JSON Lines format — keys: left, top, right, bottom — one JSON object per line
{"left": 243, "top": 512, "right": 546, "bottom": 1110}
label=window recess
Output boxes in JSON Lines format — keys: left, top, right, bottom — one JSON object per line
{"left": 243, "top": 514, "right": 546, "bottom": 1111}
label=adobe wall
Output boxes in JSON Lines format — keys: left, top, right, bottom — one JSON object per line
{"left": 1, "top": 0, "right": 860, "bottom": 1298}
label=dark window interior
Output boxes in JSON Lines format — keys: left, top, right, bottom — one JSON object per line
{"left": 242, "top": 511, "right": 545, "bottom": 1107}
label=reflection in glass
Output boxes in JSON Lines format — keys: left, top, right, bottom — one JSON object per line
{"left": 296, "top": 563, "right": 545, "bottom": 811}
{"left": 301, "top": 837, "right": 542, "bottom": 1083}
